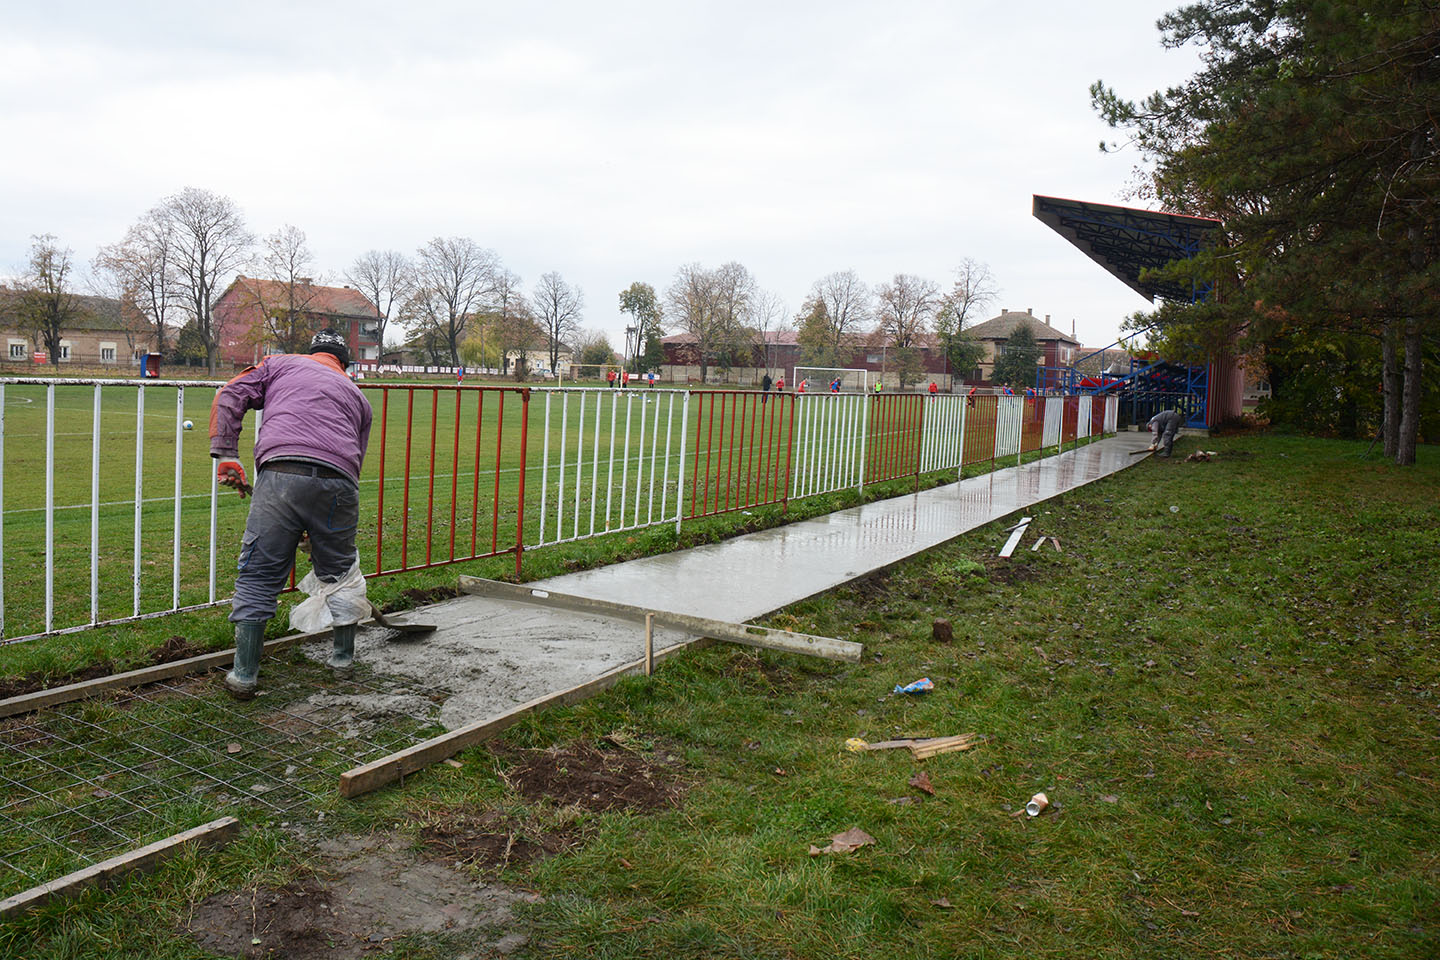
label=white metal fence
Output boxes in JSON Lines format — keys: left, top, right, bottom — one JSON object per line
{"left": 0, "top": 380, "right": 1117, "bottom": 647}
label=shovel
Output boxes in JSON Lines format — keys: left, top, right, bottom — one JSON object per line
{"left": 368, "top": 601, "right": 437, "bottom": 638}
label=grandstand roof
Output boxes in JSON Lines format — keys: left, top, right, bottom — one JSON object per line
{"left": 1032, "top": 195, "right": 1221, "bottom": 303}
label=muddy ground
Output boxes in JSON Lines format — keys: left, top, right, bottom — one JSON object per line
{"left": 183, "top": 738, "right": 685, "bottom": 958}
{"left": 185, "top": 832, "right": 537, "bottom": 959}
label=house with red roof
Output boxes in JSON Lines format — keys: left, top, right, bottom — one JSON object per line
{"left": 212, "top": 275, "right": 382, "bottom": 368}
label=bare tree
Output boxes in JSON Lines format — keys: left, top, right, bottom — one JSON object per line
{"left": 15, "top": 235, "right": 79, "bottom": 366}
{"left": 875, "top": 273, "right": 941, "bottom": 348}
{"left": 408, "top": 236, "right": 499, "bottom": 365}
{"left": 750, "top": 287, "right": 790, "bottom": 375}
{"left": 875, "top": 273, "right": 942, "bottom": 388}
{"left": 344, "top": 249, "right": 412, "bottom": 357}
{"left": 94, "top": 209, "right": 179, "bottom": 356}
{"left": 934, "top": 258, "right": 997, "bottom": 382}
{"left": 665, "top": 262, "right": 756, "bottom": 381}
{"left": 160, "top": 187, "right": 254, "bottom": 373}
{"left": 487, "top": 268, "right": 527, "bottom": 372}
{"left": 232, "top": 224, "right": 322, "bottom": 355}
{"left": 800, "top": 270, "right": 870, "bottom": 361}
{"left": 532, "top": 272, "right": 583, "bottom": 374}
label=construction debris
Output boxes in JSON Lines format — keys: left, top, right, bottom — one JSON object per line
{"left": 999, "top": 518, "right": 1032, "bottom": 557}
{"left": 1184, "top": 450, "right": 1213, "bottom": 462}
{"left": 844, "top": 733, "right": 985, "bottom": 759}
{"left": 910, "top": 734, "right": 982, "bottom": 759}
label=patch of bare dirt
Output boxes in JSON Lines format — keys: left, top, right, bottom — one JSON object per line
{"left": 0, "top": 635, "right": 209, "bottom": 700}
{"left": 979, "top": 554, "right": 1042, "bottom": 585}
{"left": 0, "top": 661, "right": 115, "bottom": 700}
{"left": 499, "top": 739, "right": 686, "bottom": 813}
{"left": 848, "top": 571, "right": 893, "bottom": 602}
{"left": 420, "top": 808, "right": 575, "bottom": 872}
{"left": 151, "top": 635, "right": 205, "bottom": 664}
{"left": 183, "top": 832, "right": 536, "bottom": 959}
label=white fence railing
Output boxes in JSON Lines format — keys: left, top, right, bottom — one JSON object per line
{"left": 0, "top": 381, "right": 1117, "bottom": 647}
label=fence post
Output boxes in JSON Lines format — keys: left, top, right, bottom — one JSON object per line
{"left": 958, "top": 394, "right": 967, "bottom": 481}
{"left": 789, "top": 391, "right": 800, "bottom": 515}
{"left": 515, "top": 388, "right": 530, "bottom": 577}
{"left": 674, "top": 390, "right": 690, "bottom": 537}
{"left": 913, "top": 394, "right": 924, "bottom": 492}
{"left": 856, "top": 393, "right": 869, "bottom": 493}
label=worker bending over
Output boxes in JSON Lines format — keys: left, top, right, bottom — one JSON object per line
{"left": 210, "top": 329, "right": 373, "bottom": 698}
{"left": 1147, "top": 408, "right": 1184, "bottom": 458}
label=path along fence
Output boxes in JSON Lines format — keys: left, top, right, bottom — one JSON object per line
{"left": 0, "top": 379, "right": 1116, "bottom": 646}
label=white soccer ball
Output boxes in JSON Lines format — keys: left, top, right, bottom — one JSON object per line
{"left": 183, "top": 419, "right": 194, "bottom": 431}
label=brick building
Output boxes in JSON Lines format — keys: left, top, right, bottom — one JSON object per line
{"left": 212, "top": 276, "right": 381, "bottom": 368}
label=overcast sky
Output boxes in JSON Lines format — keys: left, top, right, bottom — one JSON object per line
{"left": 1, "top": 0, "right": 1201, "bottom": 350}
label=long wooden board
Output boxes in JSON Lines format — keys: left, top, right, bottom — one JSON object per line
{"left": 338, "top": 636, "right": 715, "bottom": 799}
{"left": 457, "top": 576, "right": 862, "bottom": 663}
{"left": 0, "top": 632, "right": 326, "bottom": 720}
{"left": 0, "top": 816, "right": 240, "bottom": 919}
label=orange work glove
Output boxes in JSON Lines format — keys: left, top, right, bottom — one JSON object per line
{"left": 217, "top": 460, "right": 251, "bottom": 498}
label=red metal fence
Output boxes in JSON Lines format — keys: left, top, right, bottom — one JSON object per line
{"left": 351, "top": 388, "right": 1113, "bottom": 582}
{"left": 361, "top": 384, "right": 530, "bottom": 578}
{"left": 684, "top": 391, "right": 796, "bottom": 520}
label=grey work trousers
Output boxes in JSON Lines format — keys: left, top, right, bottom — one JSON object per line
{"left": 231, "top": 465, "right": 360, "bottom": 622}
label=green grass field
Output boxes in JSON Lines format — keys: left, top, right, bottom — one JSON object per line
{"left": 3, "top": 432, "right": 1435, "bottom": 958}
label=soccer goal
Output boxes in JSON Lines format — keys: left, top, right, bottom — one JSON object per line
{"left": 570, "top": 363, "right": 624, "bottom": 384}
{"left": 793, "top": 367, "right": 869, "bottom": 393}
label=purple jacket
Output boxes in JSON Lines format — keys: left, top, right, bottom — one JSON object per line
{"left": 209, "top": 353, "right": 372, "bottom": 481}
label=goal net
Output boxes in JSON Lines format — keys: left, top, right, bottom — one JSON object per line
{"left": 570, "top": 363, "right": 624, "bottom": 383}
{"left": 793, "top": 367, "right": 869, "bottom": 393}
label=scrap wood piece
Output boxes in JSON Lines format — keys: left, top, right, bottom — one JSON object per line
{"left": 0, "top": 816, "right": 239, "bottom": 919}
{"left": 999, "top": 521, "right": 1030, "bottom": 558}
{"left": 910, "top": 733, "right": 984, "bottom": 759}
{"left": 1030, "top": 535, "right": 1045, "bottom": 552}
{"left": 808, "top": 827, "right": 875, "bottom": 856}
{"left": 855, "top": 733, "right": 983, "bottom": 758}
{"left": 1051, "top": 537, "right": 1062, "bottom": 552}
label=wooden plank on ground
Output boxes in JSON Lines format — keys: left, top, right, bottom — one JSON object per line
{"left": 457, "top": 576, "right": 862, "bottom": 663}
{"left": 0, "top": 816, "right": 240, "bottom": 919}
{"left": 338, "top": 636, "right": 715, "bottom": 799}
{"left": 999, "top": 523, "right": 1029, "bottom": 558}
{"left": 0, "top": 633, "right": 324, "bottom": 720}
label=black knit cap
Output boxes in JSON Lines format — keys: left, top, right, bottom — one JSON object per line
{"left": 309, "top": 328, "right": 349, "bottom": 366}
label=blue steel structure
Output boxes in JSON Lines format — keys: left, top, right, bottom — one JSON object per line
{"left": 1031, "top": 196, "right": 1221, "bottom": 427}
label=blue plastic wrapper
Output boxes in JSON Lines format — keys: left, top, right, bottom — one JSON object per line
{"left": 893, "top": 677, "right": 934, "bottom": 695}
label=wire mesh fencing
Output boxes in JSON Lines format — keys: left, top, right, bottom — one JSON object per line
{"left": 0, "top": 648, "right": 443, "bottom": 898}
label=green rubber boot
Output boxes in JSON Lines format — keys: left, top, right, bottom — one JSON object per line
{"left": 328, "top": 623, "right": 356, "bottom": 676}
{"left": 224, "top": 619, "right": 267, "bottom": 700}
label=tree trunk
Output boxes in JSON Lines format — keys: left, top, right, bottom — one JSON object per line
{"left": 1382, "top": 319, "right": 1400, "bottom": 458}
{"left": 1396, "top": 320, "right": 1422, "bottom": 466}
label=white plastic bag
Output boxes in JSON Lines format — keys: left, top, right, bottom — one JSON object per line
{"left": 289, "top": 560, "right": 369, "bottom": 633}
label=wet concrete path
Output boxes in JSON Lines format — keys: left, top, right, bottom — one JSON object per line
{"left": 347, "top": 434, "right": 1151, "bottom": 728}
{"left": 543, "top": 433, "right": 1153, "bottom": 621}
